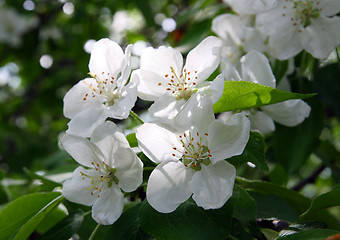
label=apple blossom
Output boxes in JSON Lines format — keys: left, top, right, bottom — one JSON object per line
{"left": 132, "top": 36, "right": 224, "bottom": 126}
{"left": 223, "top": 0, "right": 277, "bottom": 15}
{"left": 223, "top": 50, "right": 311, "bottom": 134}
{"left": 63, "top": 38, "right": 137, "bottom": 137}
{"left": 136, "top": 94, "right": 250, "bottom": 213}
{"left": 256, "top": 0, "right": 340, "bottom": 59}
{"left": 61, "top": 122, "right": 143, "bottom": 225}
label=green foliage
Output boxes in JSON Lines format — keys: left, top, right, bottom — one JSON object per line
{"left": 213, "top": 81, "right": 316, "bottom": 113}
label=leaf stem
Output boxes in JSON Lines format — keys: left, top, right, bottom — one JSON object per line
{"left": 130, "top": 110, "right": 144, "bottom": 124}
{"left": 89, "top": 223, "right": 101, "bottom": 240}
{"left": 143, "top": 166, "right": 155, "bottom": 171}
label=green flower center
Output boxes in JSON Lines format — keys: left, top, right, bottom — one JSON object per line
{"left": 293, "top": 0, "right": 321, "bottom": 27}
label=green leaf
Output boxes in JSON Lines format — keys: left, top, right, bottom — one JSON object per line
{"left": 126, "top": 133, "right": 138, "bottom": 148}
{"left": 38, "top": 209, "right": 84, "bottom": 240}
{"left": 233, "top": 186, "right": 257, "bottom": 227}
{"left": 213, "top": 81, "right": 316, "bottom": 113}
{"left": 139, "top": 198, "right": 235, "bottom": 240}
{"left": 269, "top": 164, "right": 288, "bottom": 186}
{"left": 272, "top": 59, "right": 289, "bottom": 84}
{"left": 276, "top": 228, "right": 339, "bottom": 240}
{"left": 314, "top": 63, "right": 340, "bottom": 117}
{"left": 105, "top": 203, "right": 152, "bottom": 240}
{"left": 273, "top": 79, "right": 323, "bottom": 173}
{"left": 300, "top": 186, "right": 340, "bottom": 220}
{"left": 0, "top": 192, "right": 62, "bottom": 240}
{"left": 13, "top": 195, "right": 64, "bottom": 240}
{"left": 228, "top": 131, "right": 268, "bottom": 171}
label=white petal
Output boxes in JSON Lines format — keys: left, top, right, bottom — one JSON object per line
{"left": 302, "top": 16, "right": 340, "bottom": 59}
{"left": 66, "top": 106, "right": 107, "bottom": 138}
{"left": 63, "top": 78, "right": 104, "bottom": 119}
{"left": 140, "top": 46, "right": 183, "bottom": 80}
{"left": 117, "top": 44, "right": 132, "bottom": 86}
{"left": 146, "top": 161, "right": 194, "bottom": 213}
{"left": 61, "top": 134, "right": 105, "bottom": 167}
{"left": 90, "top": 122, "right": 129, "bottom": 166}
{"left": 224, "top": 0, "right": 277, "bottom": 14}
{"left": 240, "top": 51, "right": 276, "bottom": 88}
{"left": 184, "top": 36, "right": 222, "bottom": 84}
{"left": 89, "top": 39, "right": 125, "bottom": 79}
{"left": 92, "top": 184, "right": 124, "bottom": 225}
{"left": 107, "top": 81, "right": 138, "bottom": 119}
{"left": 136, "top": 123, "right": 182, "bottom": 164}
{"left": 248, "top": 110, "right": 275, "bottom": 135}
{"left": 208, "top": 113, "right": 250, "bottom": 164}
{"left": 62, "top": 167, "right": 99, "bottom": 206}
{"left": 197, "top": 74, "right": 224, "bottom": 104}
{"left": 190, "top": 161, "right": 236, "bottom": 210}
{"left": 114, "top": 148, "right": 143, "bottom": 192}
{"left": 319, "top": 0, "right": 340, "bottom": 16}
{"left": 222, "top": 60, "right": 242, "bottom": 81}
{"left": 132, "top": 69, "right": 168, "bottom": 101}
{"left": 174, "top": 94, "right": 215, "bottom": 133}
{"left": 261, "top": 99, "right": 311, "bottom": 127}
{"left": 148, "top": 95, "right": 186, "bottom": 127}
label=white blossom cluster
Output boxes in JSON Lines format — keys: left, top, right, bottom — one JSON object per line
{"left": 56, "top": 0, "right": 340, "bottom": 224}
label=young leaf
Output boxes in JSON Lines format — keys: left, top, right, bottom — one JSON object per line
{"left": 139, "top": 198, "right": 235, "bottom": 240}
{"left": 0, "top": 192, "right": 61, "bottom": 240}
{"left": 276, "top": 228, "right": 339, "bottom": 240}
{"left": 213, "top": 81, "right": 315, "bottom": 113}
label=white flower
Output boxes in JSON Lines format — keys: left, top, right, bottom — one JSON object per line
{"left": 136, "top": 94, "right": 250, "bottom": 213}
{"left": 256, "top": 0, "right": 340, "bottom": 59}
{"left": 223, "top": 0, "right": 277, "bottom": 15}
{"left": 132, "top": 36, "right": 224, "bottom": 126}
{"left": 61, "top": 122, "right": 143, "bottom": 225}
{"left": 223, "top": 50, "right": 311, "bottom": 134}
{"left": 63, "top": 38, "right": 137, "bottom": 137}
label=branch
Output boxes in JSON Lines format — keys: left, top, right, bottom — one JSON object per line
{"left": 292, "top": 164, "right": 326, "bottom": 191}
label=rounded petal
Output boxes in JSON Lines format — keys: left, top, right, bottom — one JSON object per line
{"left": 197, "top": 74, "right": 224, "bottom": 104}
{"left": 132, "top": 69, "right": 168, "bottom": 101}
{"left": 261, "top": 99, "right": 311, "bottom": 127}
{"left": 63, "top": 78, "right": 104, "bottom": 119}
{"left": 146, "top": 161, "right": 194, "bottom": 213}
{"left": 224, "top": 0, "right": 277, "bottom": 14}
{"left": 107, "top": 81, "right": 138, "bottom": 119}
{"left": 208, "top": 113, "right": 250, "bottom": 163}
{"left": 174, "top": 94, "right": 215, "bottom": 133}
{"left": 62, "top": 167, "right": 99, "bottom": 206}
{"left": 240, "top": 51, "right": 276, "bottom": 88}
{"left": 92, "top": 184, "right": 124, "bottom": 225}
{"left": 319, "top": 0, "right": 340, "bottom": 16}
{"left": 184, "top": 36, "right": 222, "bottom": 84}
{"left": 61, "top": 134, "right": 105, "bottom": 167}
{"left": 302, "top": 16, "right": 340, "bottom": 59}
{"left": 114, "top": 148, "right": 143, "bottom": 192}
{"left": 66, "top": 106, "right": 107, "bottom": 138}
{"left": 136, "top": 123, "right": 182, "bottom": 164}
{"left": 190, "top": 161, "right": 236, "bottom": 210}
{"left": 89, "top": 39, "right": 125, "bottom": 79}
{"left": 90, "top": 122, "right": 129, "bottom": 165}
{"left": 248, "top": 110, "right": 275, "bottom": 135}
{"left": 140, "top": 46, "right": 183, "bottom": 80}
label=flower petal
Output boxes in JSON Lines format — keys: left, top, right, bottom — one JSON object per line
{"left": 190, "top": 161, "right": 236, "bottom": 209}
{"left": 90, "top": 122, "right": 129, "bottom": 166}
{"left": 261, "top": 99, "right": 311, "bottom": 127}
{"left": 197, "top": 74, "right": 224, "bottom": 104}
{"left": 184, "top": 36, "right": 222, "bottom": 84}
{"left": 92, "top": 184, "right": 124, "bottom": 225}
{"left": 248, "top": 110, "right": 275, "bottom": 135}
{"left": 146, "top": 161, "right": 194, "bottom": 213}
{"left": 136, "top": 123, "right": 182, "bottom": 164}
{"left": 66, "top": 106, "right": 107, "bottom": 138}
{"left": 117, "top": 44, "right": 132, "bottom": 87}
{"left": 240, "top": 51, "right": 276, "bottom": 88}
{"left": 208, "top": 113, "right": 250, "bottom": 163}
{"left": 224, "top": 0, "right": 276, "bottom": 14}
{"left": 89, "top": 39, "right": 125, "bottom": 79}
{"left": 114, "top": 148, "right": 143, "bottom": 192}
{"left": 61, "top": 134, "right": 105, "bottom": 167}
{"left": 63, "top": 78, "right": 104, "bottom": 119}
{"left": 62, "top": 166, "right": 99, "bottom": 206}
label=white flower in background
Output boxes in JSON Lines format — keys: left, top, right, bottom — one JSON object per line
{"left": 222, "top": 50, "right": 311, "bottom": 134}
{"left": 63, "top": 38, "right": 137, "bottom": 137}
{"left": 136, "top": 94, "right": 250, "bottom": 213}
{"left": 223, "top": 0, "right": 277, "bottom": 14}
{"left": 256, "top": 0, "right": 340, "bottom": 59}
{"left": 212, "top": 14, "right": 266, "bottom": 80}
{"left": 0, "top": 7, "right": 38, "bottom": 46}
{"left": 61, "top": 122, "right": 143, "bottom": 225}
{"left": 132, "top": 36, "right": 224, "bottom": 126}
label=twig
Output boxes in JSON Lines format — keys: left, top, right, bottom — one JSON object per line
{"left": 292, "top": 164, "right": 326, "bottom": 191}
